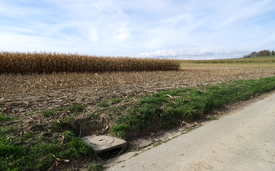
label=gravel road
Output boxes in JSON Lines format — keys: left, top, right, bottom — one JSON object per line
{"left": 107, "top": 92, "right": 275, "bottom": 171}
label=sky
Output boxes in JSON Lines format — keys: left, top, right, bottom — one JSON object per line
{"left": 0, "top": 0, "right": 275, "bottom": 60}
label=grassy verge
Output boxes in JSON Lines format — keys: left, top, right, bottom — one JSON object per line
{"left": 1, "top": 76, "right": 275, "bottom": 170}
{"left": 0, "top": 128, "right": 94, "bottom": 171}
{"left": 109, "top": 76, "right": 275, "bottom": 139}
{"left": 0, "top": 105, "right": 97, "bottom": 171}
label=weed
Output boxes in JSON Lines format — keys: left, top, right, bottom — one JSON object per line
{"left": 112, "top": 97, "right": 122, "bottom": 103}
{"left": 10, "top": 116, "right": 18, "bottom": 120}
{"left": 87, "top": 113, "right": 98, "bottom": 120}
{"left": 207, "top": 116, "right": 218, "bottom": 120}
{"left": 107, "top": 106, "right": 126, "bottom": 116}
{"left": 87, "top": 161, "right": 103, "bottom": 171}
{"left": 40, "top": 107, "right": 65, "bottom": 117}
{"left": 109, "top": 124, "right": 128, "bottom": 139}
{"left": 0, "top": 126, "right": 17, "bottom": 136}
{"left": 67, "top": 105, "right": 85, "bottom": 113}
{"left": 23, "top": 133, "right": 33, "bottom": 138}
{"left": 63, "top": 116, "right": 74, "bottom": 123}
{"left": 52, "top": 117, "right": 74, "bottom": 131}
{"left": 133, "top": 153, "right": 139, "bottom": 157}
{"left": 0, "top": 113, "right": 7, "bottom": 122}
{"left": 55, "top": 107, "right": 64, "bottom": 111}
{"left": 98, "top": 100, "right": 109, "bottom": 107}
{"left": 154, "top": 142, "right": 162, "bottom": 147}
{"left": 41, "top": 109, "right": 55, "bottom": 117}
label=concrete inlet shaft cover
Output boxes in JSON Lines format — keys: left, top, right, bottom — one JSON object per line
{"left": 82, "top": 135, "right": 127, "bottom": 154}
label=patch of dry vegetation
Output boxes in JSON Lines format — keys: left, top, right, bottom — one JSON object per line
{"left": 0, "top": 52, "right": 179, "bottom": 74}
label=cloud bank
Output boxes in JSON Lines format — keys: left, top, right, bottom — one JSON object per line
{"left": 0, "top": 0, "right": 274, "bottom": 59}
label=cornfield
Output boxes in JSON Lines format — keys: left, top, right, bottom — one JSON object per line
{"left": 0, "top": 52, "right": 180, "bottom": 74}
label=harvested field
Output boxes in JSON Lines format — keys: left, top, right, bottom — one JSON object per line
{"left": 1, "top": 66, "right": 275, "bottom": 116}
{"left": 1, "top": 65, "right": 275, "bottom": 171}
{"left": 180, "top": 56, "right": 275, "bottom": 67}
{"left": 181, "top": 56, "right": 275, "bottom": 64}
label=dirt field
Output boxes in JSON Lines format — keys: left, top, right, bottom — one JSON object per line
{"left": 1, "top": 66, "right": 275, "bottom": 120}
{"left": 1, "top": 65, "right": 275, "bottom": 170}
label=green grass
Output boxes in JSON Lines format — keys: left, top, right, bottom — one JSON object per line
{"left": 52, "top": 116, "right": 74, "bottom": 131}
{"left": 111, "top": 76, "right": 275, "bottom": 139}
{"left": 97, "top": 100, "right": 109, "bottom": 107}
{"left": 41, "top": 107, "right": 63, "bottom": 117}
{"left": 40, "top": 105, "right": 85, "bottom": 117}
{"left": 0, "top": 110, "right": 96, "bottom": 171}
{"left": 109, "top": 124, "right": 128, "bottom": 139}
{"left": 41, "top": 109, "right": 55, "bottom": 117}
{"left": 0, "top": 128, "right": 95, "bottom": 171}
{"left": 0, "top": 113, "right": 7, "bottom": 122}
{"left": 111, "top": 97, "right": 122, "bottom": 103}
{"left": 87, "top": 113, "right": 99, "bottom": 120}
{"left": 87, "top": 161, "right": 103, "bottom": 171}
{"left": 67, "top": 105, "right": 85, "bottom": 113}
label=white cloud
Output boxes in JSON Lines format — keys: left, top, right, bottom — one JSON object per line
{"left": 92, "top": 0, "right": 114, "bottom": 11}
{"left": 117, "top": 29, "right": 130, "bottom": 40}
{"left": 0, "top": 0, "right": 274, "bottom": 59}
{"left": 87, "top": 27, "right": 98, "bottom": 42}
{"left": 136, "top": 49, "right": 247, "bottom": 59}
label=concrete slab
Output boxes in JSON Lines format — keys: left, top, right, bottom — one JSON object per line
{"left": 82, "top": 135, "right": 127, "bottom": 154}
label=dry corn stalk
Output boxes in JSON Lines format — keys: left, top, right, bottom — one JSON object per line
{"left": 47, "top": 154, "right": 69, "bottom": 171}
{"left": 0, "top": 52, "right": 180, "bottom": 74}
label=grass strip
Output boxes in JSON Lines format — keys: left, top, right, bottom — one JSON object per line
{"left": 0, "top": 128, "right": 94, "bottom": 171}
{"left": 110, "top": 76, "right": 275, "bottom": 138}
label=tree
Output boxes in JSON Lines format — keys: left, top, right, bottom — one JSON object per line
{"left": 250, "top": 52, "right": 257, "bottom": 57}
{"left": 258, "top": 50, "right": 271, "bottom": 56}
{"left": 243, "top": 50, "right": 272, "bottom": 58}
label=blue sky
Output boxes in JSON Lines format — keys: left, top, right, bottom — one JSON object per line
{"left": 0, "top": 0, "right": 274, "bottom": 59}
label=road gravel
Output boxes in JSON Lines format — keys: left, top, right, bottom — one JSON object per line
{"left": 107, "top": 92, "right": 275, "bottom": 171}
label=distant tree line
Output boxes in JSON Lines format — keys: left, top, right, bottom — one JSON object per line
{"left": 243, "top": 50, "right": 275, "bottom": 58}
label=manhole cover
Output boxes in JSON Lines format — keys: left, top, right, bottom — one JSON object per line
{"left": 82, "top": 135, "right": 127, "bottom": 154}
